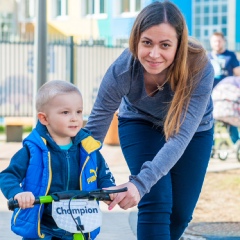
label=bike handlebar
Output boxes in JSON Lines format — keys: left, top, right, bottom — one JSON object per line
{"left": 8, "top": 187, "right": 128, "bottom": 211}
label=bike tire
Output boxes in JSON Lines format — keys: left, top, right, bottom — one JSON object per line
{"left": 236, "top": 145, "right": 240, "bottom": 162}
{"left": 217, "top": 140, "right": 229, "bottom": 161}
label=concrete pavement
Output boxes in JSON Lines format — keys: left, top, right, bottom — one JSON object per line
{"left": 1, "top": 136, "right": 240, "bottom": 240}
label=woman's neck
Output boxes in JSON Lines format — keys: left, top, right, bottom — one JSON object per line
{"left": 144, "top": 70, "right": 167, "bottom": 86}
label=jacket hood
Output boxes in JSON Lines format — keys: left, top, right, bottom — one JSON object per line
{"left": 24, "top": 121, "right": 94, "bottom": 151}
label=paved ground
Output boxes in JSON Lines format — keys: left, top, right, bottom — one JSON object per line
{"left": 1, "top": 135, "right": 240, "bottom": 240}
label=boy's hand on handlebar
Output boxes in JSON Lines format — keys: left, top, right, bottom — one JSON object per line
{"left": 14, "top": 192, "right": 35, "bottom": 209}
{"left": 106, "top": 182, "right": 140, "bottom": 210}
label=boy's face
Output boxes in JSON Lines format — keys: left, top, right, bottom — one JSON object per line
{"left": 40, "top": 92, "right": 83, "bottom": 145}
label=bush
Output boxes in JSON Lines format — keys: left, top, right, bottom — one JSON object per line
{"left": 0, "top": 126, "right": 32, "bottom": 134}
{"left": 23, "top": 126, "right": 32, "bottom": 133}
{"left": 0, "top": 125, "right": 4, "bottom": 133}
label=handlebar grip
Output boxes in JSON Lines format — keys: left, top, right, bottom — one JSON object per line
{"left": 7, "top": 198, "right": 18, "bottom": 211}
{"left": 89, "top": 187, "right": 128, "bottom": 201}
{"left": 8, "top": 197, "right": 40, "bottom": 211}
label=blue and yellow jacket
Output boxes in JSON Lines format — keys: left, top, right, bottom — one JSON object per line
{"left": 0, "top": 121, "right": 115, "bottom": 239}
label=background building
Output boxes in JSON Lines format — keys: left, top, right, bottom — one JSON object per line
{"left": 191, "top": 0, "right": 240, "bottom": 51}
{"left": 0, "top": 0, "right": 240, "bottom": 119}
{"left": 0, "top": 0, "right": 239, "bottom": 51}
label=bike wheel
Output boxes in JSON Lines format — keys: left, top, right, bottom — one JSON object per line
{"left": 217, "top": 140, "right": 229, "bottom": 161}
{"left": 210, "top": 147, "right": 215, "bottom": 158}
{"left": 236, "top": 145, "right": 240, "bottom": 162}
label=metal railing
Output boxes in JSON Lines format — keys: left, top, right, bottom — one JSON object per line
{"left": 0, "top": 33, "right": 125, "bottom": 119}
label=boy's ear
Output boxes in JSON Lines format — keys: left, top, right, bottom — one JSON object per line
{"left": 37, "top": 112, "right": 48, "bottom": 125}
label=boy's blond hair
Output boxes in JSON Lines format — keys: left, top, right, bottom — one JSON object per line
{"left": 36, "top": 80, "right": 81, "bottom": 112}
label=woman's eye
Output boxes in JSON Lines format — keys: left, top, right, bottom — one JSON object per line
{"left": 162, "top": 43, "right": 170, "bottom": 48}
{"left": 143, "top": 40, "right": 151, "bottom": 46}
{"left": 77, "top": 110, "right": 82, "bottom": 114}
{"left": 62, "top": 111, "right": 69, "bottom": 114}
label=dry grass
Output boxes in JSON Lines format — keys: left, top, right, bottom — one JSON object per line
{"left": 193, "top": 169, "right": 240, "bottom": 222}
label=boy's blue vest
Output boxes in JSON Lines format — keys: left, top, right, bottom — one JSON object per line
{"left": 11, "top": 129, "right": 101, "bottom": 239}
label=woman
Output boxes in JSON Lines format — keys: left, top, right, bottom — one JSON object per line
{"left": 85, "top": 1, "right": 214, "bottom": 239}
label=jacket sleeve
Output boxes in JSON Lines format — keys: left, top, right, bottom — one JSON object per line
{"left": 0, "top": 146, "right": 30, "bottom": 199}
{"left": 96, "top": 151, "right": 116, "bottom": 188}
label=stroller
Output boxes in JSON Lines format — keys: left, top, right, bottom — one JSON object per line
{"left": 211, "top": 76, "right": 240, "bottom": 161}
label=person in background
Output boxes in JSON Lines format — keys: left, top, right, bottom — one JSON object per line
{"left": 0, "top": 80, "right": 115, "bottom": 240}
{"left": 85, "top": 1, "right": 214, "bottom": 240}
{"left": 208, "top": 32, "right": 240, "bottom": 145}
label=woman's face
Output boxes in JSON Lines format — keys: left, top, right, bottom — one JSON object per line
{"left": 137, "top": 23, "right": 178, "bottom": 76}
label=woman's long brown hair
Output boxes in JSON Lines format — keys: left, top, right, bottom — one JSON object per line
{"left": 129, "top": 1, "right": 208, "bottom": 140}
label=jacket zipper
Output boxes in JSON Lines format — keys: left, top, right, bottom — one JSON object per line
{"left": 66, "top": 151, "right": 70, "bottom": 190}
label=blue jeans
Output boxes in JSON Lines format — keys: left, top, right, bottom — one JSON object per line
{"left": 22, "top": 224, "right": 74, "bottom": 240}
{"left": 118, "top": 118, "right": 213, "bottom": 240}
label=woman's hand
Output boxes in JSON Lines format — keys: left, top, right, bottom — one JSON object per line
{"left": 107, "top": 182, "right": 140, "bottom": 210}
{"left": 14, "top": 192, "right": 35, "bottom": 209}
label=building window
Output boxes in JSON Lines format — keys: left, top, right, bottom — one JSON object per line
{"left": 222, "top": 4, "right": 227, "bottom": 12}
{"left": 213, "top": 5, "right": 218, "bottom": 13}
{"left": 18, "top": 0, "right": 35, "bottom": 22}
{"left": 222, "top": 28, "right": 227, "bottom": 36}
{"left": 195, "top": 17, "right": 200, "bottom": 25}
{"left": 55, "top": 0, "right": 68, "bottom": 17}
{"left": 213, "top": 16, "right": 218, "bottom": 25}
{"left": 204, "top": 6, "right": 209, "bottom": 13}
{"left": 196, "top": 6, "right": 201, "bottom": 14}
{"left": 99, "top": 0, "right": 105, "bottom": 13}
{"left": 121, "top": 0, "right": 141, "bottom": 14}
{"left": 86, "top": 0, "right": 106, "bottom": 15}
{"left": 195, "top": 28, "right": 200, "bottom": 38}
{"left": 222, "top": 16, "right": 227, "bottom": 24}
{"left": 0, "top": 13, "right": 13, "bottom": 40}
{"left": 25, "top": 0, "right": 35, "bottom": 19}
{"left": 204, "top": 16, "right": 209, "bottom": 25}
{"left": 121, "top": 0, "right": 129, "bottom": 12}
